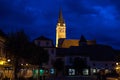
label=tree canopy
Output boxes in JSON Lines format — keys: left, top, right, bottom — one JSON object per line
{"left": 5, "top": 30, "right": 29, "bottom": 58}
{"left": 5, "top": 30, "right": 49, "bottom": 65}
{"left": 5, "top": 30, "right": 49, "bottom": 79}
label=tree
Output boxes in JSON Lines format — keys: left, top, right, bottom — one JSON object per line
{"left": 5, "top": 30, "right": 49, "bottom": 80}
{"left": 24, "top": 43, "right": 49, "bottom": 80}
{"left": 5, "top": 30, "right": 30, "bottom": 80}
{"left": 0, "top": 29, "right": 7, "bottom": 38}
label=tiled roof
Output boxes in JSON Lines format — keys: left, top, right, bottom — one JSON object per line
{"left": 56, "top": 44, "right": 117, "bottom": 61}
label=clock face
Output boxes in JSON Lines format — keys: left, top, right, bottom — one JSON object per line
{"left": 59, "top": 29, "right": 64, "bottom": 32}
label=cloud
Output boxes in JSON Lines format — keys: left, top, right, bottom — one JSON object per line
{"left": 0, "top": 0, "right": 120, "bottom": 49}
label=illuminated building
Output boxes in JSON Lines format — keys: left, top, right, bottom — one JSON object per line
{"left": 55, "top": 9, "right": 118, "bottom": 76}
{"left": 58, "top": 35, "right": 96, "bottom": 48}
{"left": 56, "top": 9, "right": 66, "bottom": 47}
{"left": 0, "top": 32, "right": 14, "bottom": 79}
{"left": 56, "top": 42, "right": 117, "bottom": 76}
{"left": 56, "top": 10, "right": 96, "bottom": 48}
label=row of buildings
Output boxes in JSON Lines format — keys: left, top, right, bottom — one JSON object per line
{"left": 0, "top": 10, "right": 119, "bottom": 79}
{"left": 34, "top": 10, "right": 119, "bottom": 76}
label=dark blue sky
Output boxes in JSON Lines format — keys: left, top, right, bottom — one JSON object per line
{"left": 0, "top": 0, "right": 120, "bottom": 49}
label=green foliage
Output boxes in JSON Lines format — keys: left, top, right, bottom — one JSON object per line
{"left": 5, "top": 30, "right": 49, "bottom": 65}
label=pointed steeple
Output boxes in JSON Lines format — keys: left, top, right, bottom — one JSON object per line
{"left": 58, "top": 9, "right": 65, "bottom": 26}
{"left": 79, "top": 35, "right": 87, "bottom": 46}
{"left": 80, "top": 35, "right": 87, "bottom": 42}
{"left": 56, "top": 8, "right": 66, "bottom": 47}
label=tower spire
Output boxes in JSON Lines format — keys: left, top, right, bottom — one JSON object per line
{"left": 56, "top": 8, "right": 66, "bottom": 47}
{"left": 58, "top": 9, "right": 64, "bottom": 25}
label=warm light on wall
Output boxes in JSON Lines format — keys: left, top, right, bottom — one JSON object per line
{"left": 115, "top": 62, "right": 120, "bottom": 75}
{"left": 0, "top": 61, "right": 5, "bottom": 65}
{"left": 116, "top": 67, "right": 119, "bottom": 70}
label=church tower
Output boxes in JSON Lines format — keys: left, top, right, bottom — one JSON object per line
{"left": 56, "top": 9, "right": 66, "bottom": 47}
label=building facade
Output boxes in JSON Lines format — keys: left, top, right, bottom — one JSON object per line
{"left": 56, "top": 42, "right": 117, "bottom": 76}
{"left": 56, "top": 9, "right": 66, "bottom": 47}
{"left": 56, "top": 10, "right": 96, "bottom": 48}
{"left": 34, "top": 36, "right": 56, "bottom": 68}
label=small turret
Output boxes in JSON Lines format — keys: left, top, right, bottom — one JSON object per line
{"left": 79, "top": 35, "right": 87, "bottom": 46}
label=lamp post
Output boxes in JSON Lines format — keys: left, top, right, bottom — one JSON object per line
{"left": 7, "top": 59, "right": 11, "bottom": 63}
{"left": 115, "top": 62, "right": 120, "bottom": 78}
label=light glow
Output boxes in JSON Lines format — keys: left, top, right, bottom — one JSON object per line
{"left": 0, "top": 61, "right": 5, "bottom": 65}
{"left": 7, "top": 59, "right": 11, "bottom": 62}
{"left": 116, "top": 63, "right": 119, "bottom": 65}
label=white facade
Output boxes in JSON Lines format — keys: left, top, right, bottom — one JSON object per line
{"left": 57, "top": 55, "right": 116, "bottom": 75}
{"left": 34, "top": 40, "right": 53, "bottom": 47}
{"left": 34, "top": 37, "right": 56, "bottom": 68}
{"left": 88, "top": 61, "right": 116, "bottom": 75}
{"left": 64, "top": 56, "right": 89, "bottom": 66}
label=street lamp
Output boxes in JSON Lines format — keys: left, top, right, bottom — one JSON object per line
{"left": 115, "top": 62, "right": 120, "bottom": 76}
{"left": 7, "top": 59, "right": 11, "bottom": 62}
{"left": 116, "top": 63, "right": 119, "bottom": 66}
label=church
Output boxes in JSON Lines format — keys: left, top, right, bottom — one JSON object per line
{"left": 55, "top": 10, "right": 117, "bottom": 76}
{"left": 56, "top": 10, "right": 96, "bottom": 48}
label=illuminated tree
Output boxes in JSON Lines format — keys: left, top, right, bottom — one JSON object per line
{"left": 5, "top": 30, "right": 30, "bottom": 80}
{"left": 5, "top": 30, "right": 49, "bottom": 79}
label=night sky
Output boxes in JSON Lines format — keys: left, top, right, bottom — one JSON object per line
{"left": 0, "top": 0, "right": 120, "bottom": 49}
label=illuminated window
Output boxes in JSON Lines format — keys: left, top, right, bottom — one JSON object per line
{"left": 92, "top": 69, "right": 96, "bottom": 73}
{"left": 83, "top": 69, "right": 89, "bottom": 75}
{"left": 50, "top": 68, "right": 55, "bottom": 74}
{"left": 97, "top": 69, "right": 100, "bottom": 72}
{"left": 68, "top": 69, "right": 75, "bottom": 76}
